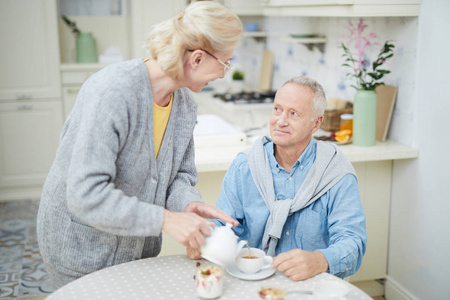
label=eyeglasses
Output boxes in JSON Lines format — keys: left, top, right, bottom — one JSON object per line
{"left": 188, "top": 49, "right": 233, "bottom": 75}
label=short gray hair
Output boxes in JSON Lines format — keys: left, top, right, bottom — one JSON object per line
{"left": 281, "top": 76, "right": 327, "bottom": 119}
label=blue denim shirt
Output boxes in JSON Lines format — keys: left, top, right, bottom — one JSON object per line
{"left": 213, "top": 138, "right": 367, "bottom": 278}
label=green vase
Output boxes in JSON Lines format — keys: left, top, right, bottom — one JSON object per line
{"left": 76, "top": 33, "right": 98, "bottom": 63}
{"left": 353, "top": 90, "right": 377, "bottom": 146}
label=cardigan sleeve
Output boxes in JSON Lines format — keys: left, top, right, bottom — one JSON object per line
{"left": 165, "top": 133, "right": 203, "bottom": 212}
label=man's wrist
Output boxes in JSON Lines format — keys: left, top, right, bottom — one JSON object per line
{"left": 315, "top": 251, "right": 329, "bottom": 273}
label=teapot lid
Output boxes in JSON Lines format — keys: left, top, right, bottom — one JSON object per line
{"left": 214, "top": 223, "right": 237, "bottom": 239}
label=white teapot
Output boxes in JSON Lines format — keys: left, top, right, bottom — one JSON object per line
{"left": 201, "top": 223, "right": 248, "bottom": 266}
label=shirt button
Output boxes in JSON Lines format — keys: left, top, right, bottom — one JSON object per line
{"left": 151, "top": 177, "right": 157, "bottom": 184}
{"left": 286, "top": 231, "right": 290, "bottom": 236}
{"left": 288, "top": 177, "right": 292, "bottom": 180}
{"left": 346, "top": 268, "right": 348, "bottom": 271}
{"left": 300, "top": 165, "right": 304, "bottom": 169}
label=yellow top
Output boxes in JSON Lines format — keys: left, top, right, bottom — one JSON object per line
{"left": 153, "top": 94, "right": 173, "bottom": 158}
{"left": 143, "top": 58, "right": 173, "bottom": 157}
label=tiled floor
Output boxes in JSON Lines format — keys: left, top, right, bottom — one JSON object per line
{"left": 0, "top": 200, "right": 54, "bottom": 299}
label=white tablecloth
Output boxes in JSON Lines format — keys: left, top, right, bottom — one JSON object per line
{"left": 47, "top": 255, "right": 372, "bottom": 299}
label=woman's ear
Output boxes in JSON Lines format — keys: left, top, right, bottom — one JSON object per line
{"left": 189, "top": 50, "right": 204, "bottom": 71}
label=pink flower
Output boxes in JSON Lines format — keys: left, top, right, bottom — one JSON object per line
{"left": 344, "top": 18, "right": 379, "bottom": 73}
{"left": 340, "top": 18, "right": 395, "bottom": 90}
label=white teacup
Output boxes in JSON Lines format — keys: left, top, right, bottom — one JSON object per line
{"left": 313, "top": 280, "right": 350, "bottom": 300}
{"left": 235, "top": 247, "right": 273, "bottom": 274}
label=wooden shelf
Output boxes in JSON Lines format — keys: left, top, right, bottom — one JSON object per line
{"left": 242, "top": 31, "right": 268, "bottom": 42}
{"left": 242, "top": 31, "right": 268, "bottom": 38}
{"left": 280, "top": 36, "right": 327, "bottom": 44}
{"left": 281, "top": 36, "right": 327, "bottom": 53}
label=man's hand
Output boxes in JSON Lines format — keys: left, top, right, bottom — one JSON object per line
{"left": 272, "top": 249, "right": 329, "bottom": 281}
{"left": 184, "top": 202, "right": 239, "bottom": 227}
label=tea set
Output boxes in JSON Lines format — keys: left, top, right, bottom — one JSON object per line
{"left": 200, "top": 223, "right": 272, "bottom": 274}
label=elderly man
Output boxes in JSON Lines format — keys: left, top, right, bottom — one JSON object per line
{"left": 188, "top": 76, "right": 367, "bottom": 281}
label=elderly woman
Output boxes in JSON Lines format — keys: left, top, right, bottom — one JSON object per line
{"left": 37, "top": 1, "right": 242, "bottom": 288}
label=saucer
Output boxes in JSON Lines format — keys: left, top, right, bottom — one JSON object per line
{"left": 226, "top": 263, "right": 276, "bottom": 280}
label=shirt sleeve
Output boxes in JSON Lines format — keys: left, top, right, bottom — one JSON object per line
{"left": 318, "top": 174, "right": 367, "bottom": 278}
{"left": 213, "top": 154, "right": 248, "bottom": 240}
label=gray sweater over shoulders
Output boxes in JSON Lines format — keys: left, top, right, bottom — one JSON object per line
{"left": 37, "top": 58, "right": 202, "bottom": 287}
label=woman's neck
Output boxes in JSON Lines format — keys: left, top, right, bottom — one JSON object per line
{"left": 145, "top": 59, "right": 179, "bottom": 107}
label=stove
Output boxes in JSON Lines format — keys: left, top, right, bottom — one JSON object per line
{"left": 213, "top": 91, "right": 276, "bottom": 105}
{"left": 194, "top": 91, "right": 274, "bottom": 136}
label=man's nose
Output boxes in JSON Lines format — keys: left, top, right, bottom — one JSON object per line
{"left": 277, "top": 114, "right": 288, "bottom": 126}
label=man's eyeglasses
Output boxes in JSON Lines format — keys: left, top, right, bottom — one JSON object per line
{"left": 188, "top": 49, "right": 233, "bottom": 75}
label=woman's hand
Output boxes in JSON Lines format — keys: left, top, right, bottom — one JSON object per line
{"left": 163, "top": 203, "right": 238, "bottom": 256}
{"left": 184, "top": 202, "right": 239, "bottom": 227}
{"left": 186, "top": 246, "right": 202, "bottom": 260}
{"left": 162, "top": 209, "right": 214, "bottom": 250}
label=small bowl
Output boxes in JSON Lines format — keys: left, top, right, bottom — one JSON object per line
{"left": 245, "top": 22, "right": 259, "bottom": 32}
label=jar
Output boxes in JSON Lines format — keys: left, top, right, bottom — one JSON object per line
{"left": 340, "top": 114, "right": 353, "bottom": 134}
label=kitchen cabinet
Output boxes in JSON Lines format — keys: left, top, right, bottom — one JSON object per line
{"left": 0, "top": 0, "right": 63, "bottom": 201}
{"left": 0, "top": 0, "right": 61, "bottom": 101}
{"left": 61, "top": 63, "right": 106, "bottom": 119}
{"left": 129, "top": 0, "right": 185, "bottom": 59}
{"left": 262, "top": 0, "right": 422, "bottom": 17}
{"left": 0, "top": 101, "right": 63, "bottom": 201}
{"left": 224, "top": 0, "right": 264, "bottom": 15}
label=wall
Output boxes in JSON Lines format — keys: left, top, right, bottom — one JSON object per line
{"left": 386, "top": 0, "right": 450, "bottom": 299}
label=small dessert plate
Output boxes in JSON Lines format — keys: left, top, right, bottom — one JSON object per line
{"left": 226, "top": 263, "right": 276, "bottom": 281}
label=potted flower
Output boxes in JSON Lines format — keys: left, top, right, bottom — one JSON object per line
{"left": 340, "top": 18, "right": 395, "bottom": 146}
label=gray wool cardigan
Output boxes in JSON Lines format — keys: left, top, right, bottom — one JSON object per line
{"left": 37, "top": 59, "right": 203, "bottom": 288}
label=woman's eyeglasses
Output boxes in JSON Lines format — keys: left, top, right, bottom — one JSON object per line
{"left": 188, "top": 49, "right": 233, "bottom": 75}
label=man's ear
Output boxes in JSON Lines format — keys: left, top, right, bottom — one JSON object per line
{"left": 312, "top": 115, "right": 324, "bottom": 133}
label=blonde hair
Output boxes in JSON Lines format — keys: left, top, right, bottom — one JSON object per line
{"left": 144, "top": 1, "right": 243, "bottom": 81}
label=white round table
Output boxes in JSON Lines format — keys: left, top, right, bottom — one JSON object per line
{"left": 46, "top": 255, "right": 372, "bottom": 299}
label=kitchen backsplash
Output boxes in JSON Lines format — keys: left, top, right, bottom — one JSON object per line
{"left": 232, "top": 16, "right": 418, "bottom": 141}
{"left": 236, "top": 17, "right": 417, "bottom": 102}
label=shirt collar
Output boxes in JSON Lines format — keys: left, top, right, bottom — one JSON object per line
{"left": 265, "top": 136, "right": 317, "bottom": 173}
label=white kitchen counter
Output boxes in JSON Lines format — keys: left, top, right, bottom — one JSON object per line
{"left": 195, "top": 139, "right": 418, "bottom": 172}
{"left": 193, "top": 92, "right": 418, "bottom": 172}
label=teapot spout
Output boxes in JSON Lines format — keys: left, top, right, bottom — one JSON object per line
{"left": 236, "top": 240, "right": 248, "bottom": 256}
